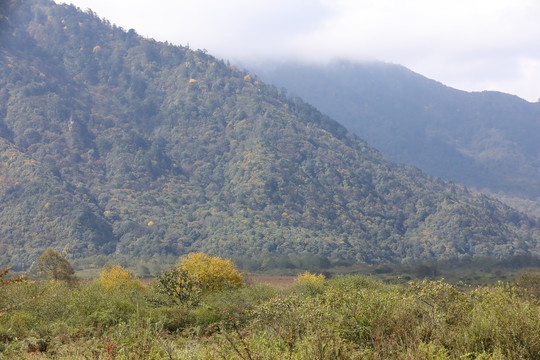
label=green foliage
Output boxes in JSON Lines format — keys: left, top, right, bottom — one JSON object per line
{"left": 152, "top": 307, "right": 195, "bottom": 333}
{"left": 0, "top": 274, "right": 539, "bottom": 358}
{"left": 290, "top": 271, "right": 327, "bottom": 297}
{"left": 250, "top": 60, "right": 540, "bottom": 217}
{"left": 514, "top": 271, "right": 540, "bottom": 300}
{"left": 81, "top": 319, "right": 167, "bottom": 359}
{"left": 0, "top": 269, "right": 26, "bottom": 318}
{"left": 153, "top": 254, "right": 248, "bottom": 309}
{"left": 0, "top": 268, "right": 25, "bottom": 288}
{"left": 36, "top": 248, "right": 76, "bottom": 283}
{"left": 154, "top": 266, "right": 202, "bottom": 306}
{"left": 460, "top": 285, "right": 540, "bottom": 358}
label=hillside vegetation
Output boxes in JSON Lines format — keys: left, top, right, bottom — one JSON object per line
{"left": 250, "top": 61, "right": 540, "bottom": 216}
{"left": 1, "top": 0, "right": 539, "bottom": 268}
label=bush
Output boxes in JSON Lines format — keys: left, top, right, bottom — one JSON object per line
{"left": 192, "top": 307, "right": 223, "bottom": 330}
{"left": 153, "top": 267, "right": 201, "bottom": 306}
{"left": 514, "top": 271, "right": 540, "bottom": 300}
{"left": 0, "top": 268, "right": 26, "bottom": 319}
{"left": 290, "top": 271, "right": 326, "bottom": 297}
{"left": 294, "top": 271, "right": 325, "bottom": 284}
{"left": 152, "top": 307, "right": 195, "bottom": 333}
{"left": 459, "top": 286, "right": 540, "bottom": 359}
{"left": 179, "top": 252, "right": 243, "bottom": 294}
{"left": 0, "top": 268, "right": 25, "bottom": 288}
{"left": 99, "top": 265, "right": 144, "bottom": 291}
{"left": 1, "top": 264, "right": 539, "bottom": 359}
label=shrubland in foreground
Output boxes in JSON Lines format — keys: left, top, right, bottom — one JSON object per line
{"left": 1, "top": 253, "right": 539, "bottom": 359}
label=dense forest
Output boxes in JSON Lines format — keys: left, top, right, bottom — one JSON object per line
{"left": 249, "top": 61, "right": 540, "bottom": 216}
{"left": 0, "top": 0, "right": 539, "bottom": 269}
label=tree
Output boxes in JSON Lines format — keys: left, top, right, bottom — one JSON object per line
{"left": 99, "top": 264, "right": 142, "bottom": 290}
{"left": 179, "top": 252, "right": 243, "bottom": 294}
{"left": 36, "top": 248, "right": 76, "bottom": 283}
{"left": 154, "top": 266, "right": 201, "bottom": 305}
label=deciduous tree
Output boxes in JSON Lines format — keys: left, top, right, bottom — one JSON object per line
{"left": 99, "top": 264, "right": 142, "bottom": 290}
{"left": 154, "top": 266, "right": 201, "bottom": 305}
{"left": 36, "top": 248, "right": 76, "bottom": 283}
{"left": 179, "top": 252, "right": 243, "bottom": 294}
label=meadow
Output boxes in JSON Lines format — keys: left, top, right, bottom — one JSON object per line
{"left": 1, "top": 253, "right": 540, "bottom": 359}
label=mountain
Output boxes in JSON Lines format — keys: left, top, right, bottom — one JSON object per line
{"left": 247, "top": 61, "right": 540, "bottom": 216}
{"left": 1, "top": 0, "right": 539, "bottom": 269}
{"left": 0, "top": 138, "right": 116, "bottom": 266}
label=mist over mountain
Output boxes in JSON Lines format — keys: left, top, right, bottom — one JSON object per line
{"left": 247, "top": 61, "right": 540, "bottom": 216}
{"left": 1, "top": 0, "right": 539, "bottom": 269}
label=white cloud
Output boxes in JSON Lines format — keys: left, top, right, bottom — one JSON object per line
{"left": 62, "top": 0, "right": 540, "bottom": 102}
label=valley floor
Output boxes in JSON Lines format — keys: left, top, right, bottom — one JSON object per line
{"left": 1, "top": 268, "right": 540, "bottom": 359}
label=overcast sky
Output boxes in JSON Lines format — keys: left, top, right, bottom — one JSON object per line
{"left": 62, "top": 0, "right": 540, "bottom": 102}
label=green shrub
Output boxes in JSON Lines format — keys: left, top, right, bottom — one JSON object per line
{"left": 151, "top": 307, "right": 195, "bottom": 333}
{"left": 514, "top": 271, "right": 540, "bottom": 300}
{"left": 207, "top": 283, "right": 277, "bottom": 308}
{"left": 327, "top": 274, "right": 385, "bottom": 291}
{"left": 153, "top": 266, "right": 201, "bottom": 306}
{"left": 2, "top": 310, "right": 36, "bottom": 338}
{"left": 0, "top": 269, "right": 539, "bottom": 359}
{"left": 192, "top": 307, "right": 223, "bottom": 330}
{"left": 460, "top": 286, "right": 540, "bottom": 359}
{"left": 68, "top": 280, "right": 145, "bottom": 329}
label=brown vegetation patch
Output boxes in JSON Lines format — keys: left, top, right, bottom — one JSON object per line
{"left": 246, "top": 275, "right": 296, "bottom": 289}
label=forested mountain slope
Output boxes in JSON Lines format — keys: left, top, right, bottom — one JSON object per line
{"left": 249, "top": 61, "right": 540, "bottom": 216}
{"left": 0, "top": 0, "right": 539, "bottom": 268}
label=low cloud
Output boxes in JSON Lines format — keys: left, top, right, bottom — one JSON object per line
{"left": 65, "top": 0, "right": 540, "bottom": 101}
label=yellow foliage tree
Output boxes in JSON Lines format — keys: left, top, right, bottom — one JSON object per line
{"left": 99, "top": 265, "right": 143, "bottom": 291}
{"left": 179, "top": 252, "right": 243, "bottom": 293}
{"left": 294, "top": 271, "right": 325, "bottom": 284}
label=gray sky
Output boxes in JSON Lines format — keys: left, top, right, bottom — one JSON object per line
{"left": 62, "top": 0, "right": 540, "bottom": 102}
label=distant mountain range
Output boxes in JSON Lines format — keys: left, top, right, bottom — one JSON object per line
{"left": 1, "top": 0, "right": 539, "bottom": 268}
{"left": 248, "top": 61, "right": 540, "bottom": 216}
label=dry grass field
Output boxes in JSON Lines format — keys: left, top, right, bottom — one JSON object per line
{"left": 245, "top": 274, "right": 297, "bottom": 288}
